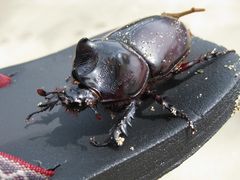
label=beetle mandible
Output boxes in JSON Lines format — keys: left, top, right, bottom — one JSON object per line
{"left": 27, "top": 8, "right": 234, "bottom": 147}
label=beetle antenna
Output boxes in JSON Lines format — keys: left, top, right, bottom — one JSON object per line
{"left": 90, "top": 107, "right": 102, "bottom": 120}
{"left": 26, "top": 89, "right": 65, "bottom": 122}
{"left": 37, "top": 88, "right": 65, "bottom": 97}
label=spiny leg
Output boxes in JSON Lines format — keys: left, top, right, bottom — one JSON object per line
{"left": 149, "top": 92, "right": 195, "bottom": 134}
{"left": 149, "top": 49, "right": 235, "bottom": 85}
{"left": 172, "top": 49, "right": 235, "bottom": 75}
{"left": 161, "top": 7, "right": 205, "bottom": 19}
{"left": 90, "top": 101, "right": 136, "bottom": 147}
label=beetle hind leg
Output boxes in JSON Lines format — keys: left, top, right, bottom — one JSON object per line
{"left": 149, "top": 92, "right": 196, "bottom": 134}
{"left": 161, "top": 7, "right": 205, "bottom": 19}
{"left": 172, "top": 49, "right": 235, "bottom": 74}
{"left": 90, "top": 101, "right": 136, "bottom": 147}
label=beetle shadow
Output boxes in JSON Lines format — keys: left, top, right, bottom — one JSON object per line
{"left": 134, "top": 97, "right": 176, "bottom": 122}
{"left": 26, "top": 60, "right": 213, "bottom": 148}
{"left": 27, "top": 107, "right": 115, "bottom": 149}
{"left": 153, "top": 61, "right": 214, "bottom": 95}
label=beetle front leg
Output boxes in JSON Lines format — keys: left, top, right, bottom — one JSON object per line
{"left": 90, "top": 101, "right": 136, "bottom": 147}
{"left": 173, "top": 49, "right": 235, "bottom": 74}
{"left": 149, "top": 92, "right": 196, "bottom": 134}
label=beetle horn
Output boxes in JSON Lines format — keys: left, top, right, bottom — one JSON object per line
{"left": 75, "top": 37, "right": 97, "bottom": 64}
{"left": 73, "top": 37, "right": 98, "bottom": 77}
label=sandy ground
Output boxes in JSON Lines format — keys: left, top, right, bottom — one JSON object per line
{"left": 0, "top": 0, "right": 240, "bottom": 179}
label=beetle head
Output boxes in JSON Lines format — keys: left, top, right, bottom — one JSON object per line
{"left": 62, "top": 84, "right": 98, "bottom": 112}
{"left": 26, "top": 84, "right": 99, "bottom": 121}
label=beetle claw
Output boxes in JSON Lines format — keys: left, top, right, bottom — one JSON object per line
{"left": 89, "top": 137, "right": 112, "bottom": 147}
{"left": 90, "top": 124, "right": 128, "bottom": 147}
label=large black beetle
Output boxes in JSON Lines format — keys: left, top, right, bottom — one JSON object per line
{"left": 27, "top": 8, "right": 234, "bottom": 147}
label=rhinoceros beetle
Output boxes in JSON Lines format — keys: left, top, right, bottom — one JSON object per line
{"left": 27, "top": 8, "right": 234, "bottom": 147}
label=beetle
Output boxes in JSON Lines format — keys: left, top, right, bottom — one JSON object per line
{"left": 27, "top": 8, "right": 234, "bottom": 147}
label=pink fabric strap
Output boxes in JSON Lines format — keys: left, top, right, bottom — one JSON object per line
{"left": 0, "top": 152, "right": 55, "bottom": 179}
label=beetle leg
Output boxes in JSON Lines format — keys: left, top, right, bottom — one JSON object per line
{"left": 161, "top": 7, "right": 205, "bottom": 19}
{"left": 149, "top": 49, "right": 235, "bottom": 85}
{"left": 149, "top": 92, "right": 196, "bottom": 134}
{"left": 173, "top": 49, "right": 235, "bottom": 74}
{"left": 90, "top": 101, "right": 136, "bottom": 147}
{"left": 26, "top": 97, "right": 60, "bottom": 122}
